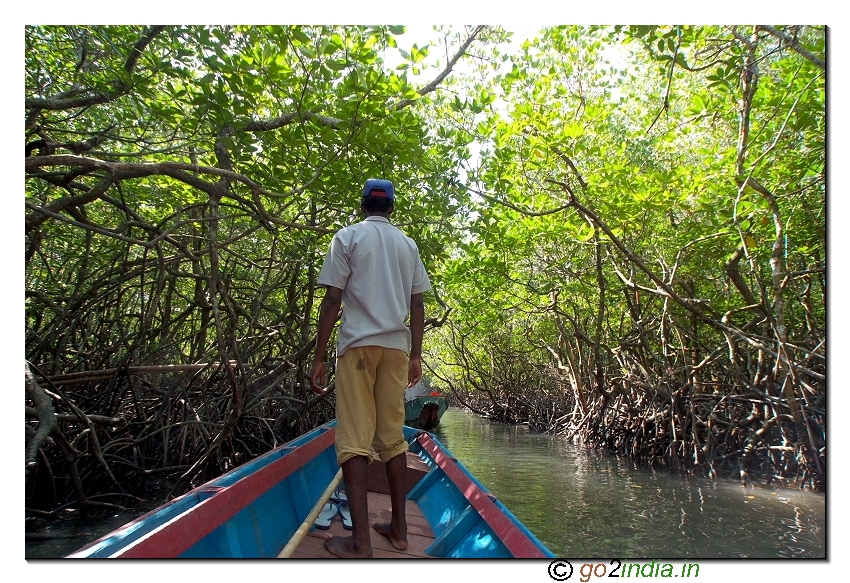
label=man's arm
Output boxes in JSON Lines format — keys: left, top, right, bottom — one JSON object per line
{"left": 310, "top": 286, "right": 343, "bottom": 394}
{"left": 407, "top": 292, "right": 425, "bottom": 388}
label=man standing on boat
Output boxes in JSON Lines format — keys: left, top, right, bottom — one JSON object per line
{"left": 310, "top": 178, "right": 431, "bottom": 558}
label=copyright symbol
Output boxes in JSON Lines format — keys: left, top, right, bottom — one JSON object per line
{"left": 548, "top": 560, "right": 573, "bottom": 581}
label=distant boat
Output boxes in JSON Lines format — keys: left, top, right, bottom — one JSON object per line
{"left": 404, "top": 394, "right": 448, "bottom": 430}
{"left": 67, "top": 420, "right": 554, "bottom": 558}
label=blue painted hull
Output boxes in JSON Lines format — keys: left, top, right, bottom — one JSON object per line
{"left": 68, "top": 421, "right": 554, "bottom": 559}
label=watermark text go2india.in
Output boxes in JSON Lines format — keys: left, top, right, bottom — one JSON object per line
{"left": 548, "top": 559, "right": 700, "bottom": 581}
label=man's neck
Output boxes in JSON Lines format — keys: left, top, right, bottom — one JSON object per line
{"left": 363, "top": 211, "right": 392, "bottom": 220}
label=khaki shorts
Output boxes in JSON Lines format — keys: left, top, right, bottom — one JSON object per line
{"left": 334, "top": 345, "right": 409, "bottom": 465}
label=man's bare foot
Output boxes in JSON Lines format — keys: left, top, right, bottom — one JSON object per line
{"left": 324, "top": 535, "right": 372, "bottom": 558}
{"left": 372, "top": 522, "right": 408, "bottom": 550}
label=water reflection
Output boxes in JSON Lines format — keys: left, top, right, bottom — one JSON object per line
{"left": 432, "top": 409, "right": 825, "bottom": 559}
{"left": 26, "top": 502, "right": 161, "bottom": 559}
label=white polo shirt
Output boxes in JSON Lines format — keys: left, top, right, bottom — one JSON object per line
{"left": 317, "top": 216, "right": 431, "bottom": 357}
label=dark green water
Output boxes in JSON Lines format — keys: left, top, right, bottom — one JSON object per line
{"left": 431, "top": 409, "right": 825, "bottom": 559}
{"left": 26, "top": 499, "right": 163, "bottom": 559}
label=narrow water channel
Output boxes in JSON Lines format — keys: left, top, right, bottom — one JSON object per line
{"left": 26, "top": 408, "right": 826, "bottom": 560}
{"left": 432, "top": 408, "right": 825, "bottom": 559}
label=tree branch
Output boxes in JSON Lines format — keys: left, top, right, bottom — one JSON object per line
{"left": 25, "top": 26, "right": 167, "bottom": 112}
{"left": 758, "top": 25, "right": 825, "bottom": 71}
{"left": 392, "top": 25, "right": 486, "bottom": 111}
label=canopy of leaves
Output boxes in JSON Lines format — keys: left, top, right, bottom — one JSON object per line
{"left": 425, "top": 25, "right": 824, "bottom": 487}
{"left": 24, "top": 24, "right": 483, "bottom": 506}
{"left": 25, "top": 25, "right": 826, "bottom": 514}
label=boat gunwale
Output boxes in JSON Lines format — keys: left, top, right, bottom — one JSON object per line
{"left": 68, "top": 425, "right": 337, "bottom": 558}
{"left": 411, "top": 431, "right": 554, "bottom": 558}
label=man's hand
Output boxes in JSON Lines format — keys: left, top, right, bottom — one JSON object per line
{"left": 407, "top": 356, "right": 422, "bottom": 388}
{"left": 310, "top": 286, "right": 342, "bottom": 395}
{"left": 311, "top": 360, "right": 328, "bottom": 394}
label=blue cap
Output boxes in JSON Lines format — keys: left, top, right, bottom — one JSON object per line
{"left": 362, "top": 178, "right": 395, "bottom": 202}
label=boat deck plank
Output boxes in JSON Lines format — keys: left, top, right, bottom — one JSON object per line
{"left": 290, "top": 492, "right": 435, "bottom": 559}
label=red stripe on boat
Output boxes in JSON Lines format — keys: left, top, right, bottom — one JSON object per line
{"left": 416, "top": 432, "right": 547, "bottom": 558}
{"left": 114, "top": 427, "right": 336, "bottom": 558}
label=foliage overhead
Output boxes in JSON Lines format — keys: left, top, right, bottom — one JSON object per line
{"left": 25, "top": 24, "right": 826, "bottom": 519}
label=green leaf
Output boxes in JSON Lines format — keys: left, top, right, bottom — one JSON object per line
{"left": 320, "top": 39, "right": 337, "bottom": 56}
{"left": 562, "top": 123, "right": 584, "bottom": 139}
{"left": 326, "top": 60, "right": 348, "bottom": 71}
{"left": 290, "top": 28, "right": 311, "bottom": 44}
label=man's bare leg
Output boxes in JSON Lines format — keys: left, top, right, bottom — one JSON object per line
{"left": 372, "top": 451, "right": 408, "bottom": 550}
{"left": 324, "top": 455, "right": 372, "bottom": 558}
